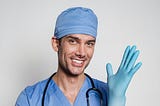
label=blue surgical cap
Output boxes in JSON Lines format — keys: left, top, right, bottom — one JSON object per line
{"left": 54, "top": 7, "right": 98, "bottom": 39}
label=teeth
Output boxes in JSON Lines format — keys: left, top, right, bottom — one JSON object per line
{"left": 72, "top": 59, "right": 83, "bottom": 64}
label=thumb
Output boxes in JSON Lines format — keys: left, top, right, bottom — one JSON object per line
{"left": 106, "top": 63, "right": 113, "bottom": 78}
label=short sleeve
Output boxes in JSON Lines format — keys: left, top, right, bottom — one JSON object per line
{"left": 15, "top": 89, "right": 29, "bottom": 106}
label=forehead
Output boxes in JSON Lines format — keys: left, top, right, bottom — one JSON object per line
{"left": 62, "top": 34, "right": 96, "bottom": 41}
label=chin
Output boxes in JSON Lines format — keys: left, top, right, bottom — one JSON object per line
{"left": 67, "top": 67, "right": 85, "bottom": 76}
{"left": 72, "top": 69, "right": 84, "bottom": 75}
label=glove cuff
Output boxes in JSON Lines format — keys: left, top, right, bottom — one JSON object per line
{"left": 108, "top": 95, "right": 126, "bottom": 106}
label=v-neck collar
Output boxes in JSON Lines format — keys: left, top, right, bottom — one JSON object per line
{"left": 49, "top": 77, "right": 90, "bottom": 106}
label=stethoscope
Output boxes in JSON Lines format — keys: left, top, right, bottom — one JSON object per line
{"left": 42, "top": 73, "right": 103, "bottom": 106}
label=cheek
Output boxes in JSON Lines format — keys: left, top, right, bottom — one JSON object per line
{"left": 64, "top": 45, "right": 78, "bottom": 55}
{"left": 58, "top": 45, "right": 76, "bottom": 59}
{"left": 87, "top": 48, "right": 95, "bottom": 58}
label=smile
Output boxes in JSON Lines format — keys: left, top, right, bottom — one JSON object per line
{"left": 71, "top": 59, "right": 85, "bottom": 67}
{"left": 72, "top": 59, "right": 83, "bottom": 64}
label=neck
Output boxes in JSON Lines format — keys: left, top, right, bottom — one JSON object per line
{"left": 53, "top": 71, "right": 86, "bottom": 104}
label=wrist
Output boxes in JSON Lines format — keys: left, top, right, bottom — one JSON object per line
{"left": 108, "top": 94, "right": 126, "bottom": 106}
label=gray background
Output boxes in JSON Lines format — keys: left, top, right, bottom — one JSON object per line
{"left": 0, "top": 0, "right": 160, "bottom": 106}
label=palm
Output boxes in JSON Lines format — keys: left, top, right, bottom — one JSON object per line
{"left": 107, "top": 68, "right": 132, "bottom": 96}
{"left": 106, "top": 45, "right": 142, "bottom": 97}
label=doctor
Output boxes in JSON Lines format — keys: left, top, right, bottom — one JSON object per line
{"left": 16, "top": 7, "right": 142, "bottom": 106}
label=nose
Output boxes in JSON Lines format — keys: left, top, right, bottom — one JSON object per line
{"left": 75, "top": 44, "right": 86, "bottom": 58}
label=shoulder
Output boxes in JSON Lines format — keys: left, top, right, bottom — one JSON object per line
{"left": 15, "top": 78, "right": 48, "bottom": 105}
{"left": 92, "top": 78, "right": 108, "bottom": 104}
{"left": 93, "top": 78, "right": 108, "bottom": 91}
{"left": 24, "top": 78, "right": 48, "bottom": 96}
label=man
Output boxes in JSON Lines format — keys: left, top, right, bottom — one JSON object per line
{"left": 16, "top": 7, "right": 142, "bottom": 106}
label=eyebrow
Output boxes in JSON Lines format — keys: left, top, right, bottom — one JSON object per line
{"left": 65, "top": 35, "right": 96, "bottom": 42}
{"left": 65, "top": 36, "right": 80, "bottom": 40}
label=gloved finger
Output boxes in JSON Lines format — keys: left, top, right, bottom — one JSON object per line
{"left": 126, "top": 50, "right": 139, "bottom": 72}
{"left": 106, "top": 63, "right": 113, "bottom": 78}
{"left": 119, "top": 46, "right": 130, "bottom": 70}
{"left": 124, "top": 45, "right": 136, "bottom": 69}
{"left": 129, "top": 62, "right": 142, "bottom": 77}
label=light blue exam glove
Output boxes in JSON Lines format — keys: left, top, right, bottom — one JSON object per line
{"left": 106, "top": 45, "right": 142, "bottom": 106}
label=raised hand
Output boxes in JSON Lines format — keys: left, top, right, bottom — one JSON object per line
{"left": 106, "top": 45, "right": 142, "bottom": 106}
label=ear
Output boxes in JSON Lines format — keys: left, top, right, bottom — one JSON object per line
{"left": 51, "top": 36, "right": 59, "bottom": 52}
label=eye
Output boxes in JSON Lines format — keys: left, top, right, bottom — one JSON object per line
{"left": 87, "top": 42, "right": 95, "bottom": 47}
{"left": 68, "top": 38, "right": 77, "bottom": 45}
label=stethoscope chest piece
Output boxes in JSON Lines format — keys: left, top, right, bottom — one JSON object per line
{"left": 42, "top": 73, "right": 103, "bottom": 106}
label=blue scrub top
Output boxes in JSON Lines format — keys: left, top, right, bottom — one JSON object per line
{"left": 16, "top": 76, "right": 108, "bottom": 106}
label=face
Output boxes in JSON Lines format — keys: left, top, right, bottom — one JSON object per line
{"left": 52, "top": 34, "right": 96, "bottom": 76}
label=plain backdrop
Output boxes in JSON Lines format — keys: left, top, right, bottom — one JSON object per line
{"left": 0, "top": 0, "right": 160, "bottom": 106}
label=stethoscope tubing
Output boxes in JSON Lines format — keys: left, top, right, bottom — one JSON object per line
{"left": 42, "top": 73, "right": 103, "bottom": 106}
